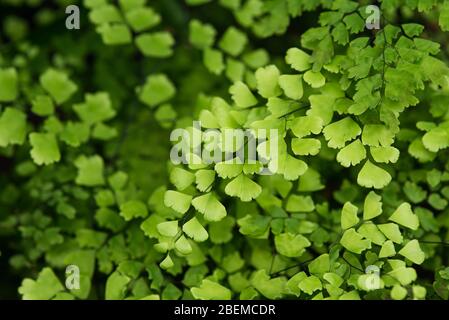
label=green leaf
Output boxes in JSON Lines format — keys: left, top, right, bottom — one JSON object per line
{"left": 203, "top": 48, "right": 225, "bottom": 75}
{"left": 175, "top": 235, "right": 192, "bottom": 255}
{"left": 429, "top": 193, "right": 448, "bottom": 210}
{"left": 388, "top": 264, "right": 417, "bottom": 286}
{"left": 275, "top": 232, "right": 311, "bottom": 257}
{"left": 422, "top": 128, "right": 449, "bottom": 152}
{"left": 229, "top": 81, "right": 258, "bottom": 108}
{"left": 267, "top": 97, "right": 301, "bottom": 118}
{"left": 285, "top": 48, "right": 311, "bottom": 72}
{"left": 286, "top": 272, "right": 307, "bottom": 296}
{"left": 183, "top": 265, "right": 208, "bottom": 288}
{"left": 286, "top": 195, "right": 315, "bottom": 212}
{"left": 303, "top": 70, "right": 325, "bottom": 88}
{"left": 189, "top": 19, "right": 216, "bottom": 49}
{"left": 363, "top": 191, "right": 382, "bottom": 220}
{"left": 183, "top": 217, "right": 208, "bottom": 242}
{"left": 404, "top": 182, "right": 427, "bottom": 204}
{"left": 255, "top": 65, "right": 281, "bottom": 98}
{"left": 97, "top": 23, "right": 132, "bottom": 45}
{"left": 164, "top": 190, "right": 192, "bottom": 214}
{"left": 0, "top": 107, "right": 27, "bottom": 147}
{"left": 108, "top": 171, "right": 128, "bottom": 190}
{"left": 155, "top": 104, "right": 177, "bottom": 128}
{"left": 378, "top": 223, "right": 403, "bottom": 244}
{"left": 243, "top": 49, "right": 269, "bottom": 69}
{"left": 209, "top": 216, "right": 234, "bottom": 244}
{"left": 157, "top": 220, "right": 179, "bottom": 237}
{"left": 139, "top": 74, "right": 176, "bottom": 108}
{"left": 215, "top": 162, "right": 243, "bottom": 178}
{"left": 195, "top": 170, "right": 215, "bottom": 192}
{"left": 408, "top": 138, "right": 436, "bottom": 162}
{"left": 32, "top": 95, "right": 54, "bottom": 116}
{"left": 226, "top": 58, "right": 245, "bottom": 82}
{"left": 262, "top": 97, "right": 298, "bottom": 121}
{"left": 379, "top": 240, "right": 396, "bottom": 258}
{"left": 191, "top": 279, "right": 231, "bottom": 300}
{"left": 222, "top": 252, "right": 245, "bottom": 273}
{"left": 402, "top": 23, "right": 424, "bottom": 37}
{"left": 427, "top": 169, "right": 441, "bottom": 188}
{"left": 136, "top": 31, "right": 174, "bottom": 57}
{"left": 343, "top": 13, "right": 365, "bottom": 34}
{"left": 391, "top": 285, "right": 408, "bottom": 300}
{"left": 0, "top": 68, "right": 18, "bottom": 102}
{"left": 76, "top": 229, "right": 107, "bottom": 249}
{"left": 218, "top": 27, "right": 247, "bottom": 56}
{"left": 388, "top": 203, "right": 419, "bottom": 230}
{"left": 95, "top": 190, "right": 115, "bottom": 208}
{"left": 29, "top": 133, "right": 61, "bottom": 166}
{"left": 192, "top": 193, "right": 226, "bottom": 222}
{"left": 161, "top": 283, "right": 182, "bottom": 300}
{"left": 362, "top": 125, "right": 394, "bottom": 147}
{"left": 120, "top": 200, "right": 148, "bottom": 221}
{"left": 74, "top": 155, "right": 105, "bottom": 186}
{"left": 160, "top": 254, "right": 174, "bottom": 270}
{"left": 332, "top": 22, "right": 349, "bottom": 45}
{"left": 225, "top": 174, "right": 262, "bottom": 202}
{"left": 298, "top": 167, "right": 324, "bottom": 192}
{"left": 43, "top": 117, "right": 63, "bottom": 134}
{"left": 89, "top": 5, "right": 122, "bottom": 24}
{"left": 251, "top": 270, "right": 286, "bottom": 299}
{"left": 340, "top": 228, "right": 371, "bottom": 254}
{"left": 341, "top": 202, "right": 359, "bottom": 230}
{"left": 308, "top": 254, "right": 330, "bottom": 275}
{"left": 92, "top": 123, "right": 117, "bottom": 140}
{"left": 291, "top": 138, "right": 321, "bottom": 156}
{"left": 40, "top": 69, "right": 77, "bottom": 104}
{"left": 125, "top": 7, "right": 160, "bottom": 32}
{"left": 398, "top": 240, "right": 425, "bottom": 264}
{"left": 97, "top": 208, "right": 126, "bottom": 232}
{"left": 357, "top": 160, "right": 392, "bottom": 189}
{"left": 278, "top": 74, "right": 303, "bottom": 100}
{"left": 440, "top": 1, "right": 449, "bottom": 31}
{"left": 73, "top": 92, "right": 116, "bottom": 125}
{"left": 420, "top": 55, "right": 449, "bottom": 86}
{"left": 323, "top": 117, "right": 361, "bottom": 149}
{"left": 237, "top": 214, "right": 271, "bottom": 237}
{"left": 416, "top": 207, "right": 440, "bottom": 233}
{"left": 357, "top": 223, "right": 386, "bottom": 245}
{"left": 170, "top": 167, "right": 195, "bottom": 191}
{"left": 307, "top": 94, "right": 335, "bottom": 125}
{"left": 278, "top": 155, "right": 308, "bottom": 181}
{"left": 370, "top": 146, "right": 400, "bottom": 163}
{"left": 290, "top": 115, "right": 323, "bottom": 138}
{"left": 105, "top": 271, "right": 130, "bottom": 300}
{"left": 19, "top": 268, "right": 64, "bottom": 300}
{"left": 298, "top": 275, "right": 322, "bottom": 295}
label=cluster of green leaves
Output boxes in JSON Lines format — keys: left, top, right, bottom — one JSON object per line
{"left": 1, "top": 0, "right": 449, "bottom": 301}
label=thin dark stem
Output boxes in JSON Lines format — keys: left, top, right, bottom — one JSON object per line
{"left": 270, "top": 258, "right": 315, "bottom": 277}
{"left": 342, "top": 256, "right": 364, "bottom": 273}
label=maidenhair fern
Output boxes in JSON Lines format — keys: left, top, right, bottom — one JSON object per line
{"left": 1, "top": 0, "right": 449, "bottom": 301}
